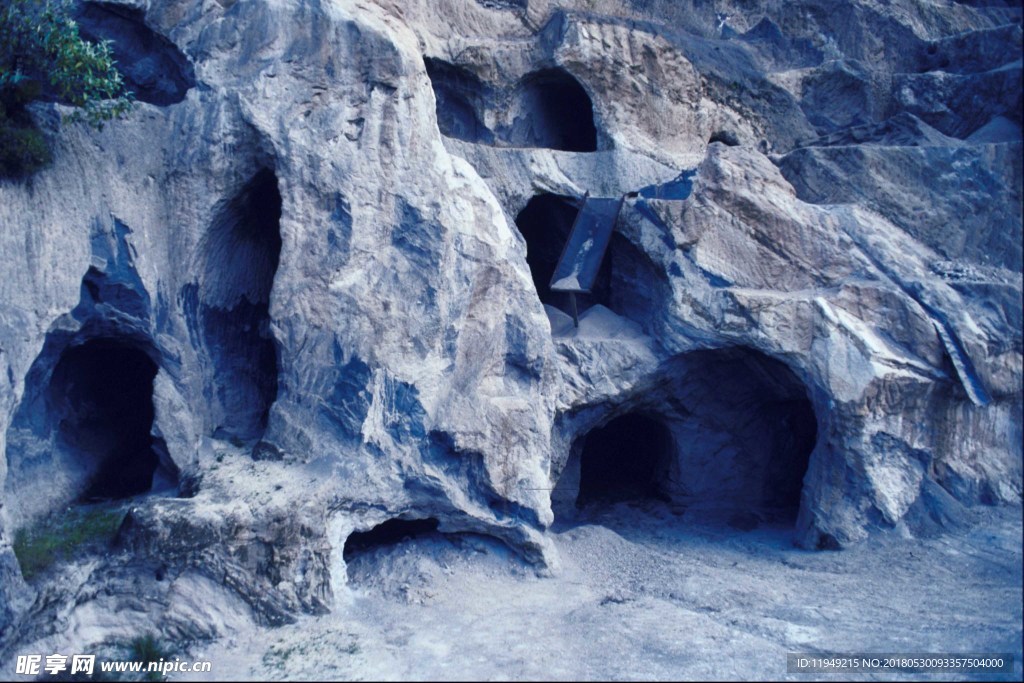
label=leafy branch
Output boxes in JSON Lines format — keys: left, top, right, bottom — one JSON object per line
{"left": 1, "top": 0, "right": 134, "bottom": 176}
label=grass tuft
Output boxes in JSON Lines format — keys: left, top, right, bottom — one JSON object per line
{"left": 13, "top": 504, "right": 126, "bottom": 580}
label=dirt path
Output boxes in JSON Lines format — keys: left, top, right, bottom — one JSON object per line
{"left": 180, "top": 504, "right": 1023, "bottom": 681}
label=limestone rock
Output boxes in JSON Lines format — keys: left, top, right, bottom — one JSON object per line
{"left": 0, "top": 0, "right": 1020, "bottom": 656}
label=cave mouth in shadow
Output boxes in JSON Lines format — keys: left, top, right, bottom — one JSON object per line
{"left": 200, "top": 168, "right": 282, "bottom": 442}
{"left": 514, "top": 194, "right": 611, "bottom": 316}
{"left": 558, "top": 348, "right": 818, "bottom": 529}
{"left": 49, "top": 339, "right": 162, "bottom": 500}
{"left": 343, "top": 517, "right": 440, "bottom": 562}
{"left": 424, "top": 58, "right": 493, "bottom": 144}
{"left": 674, "top": 348, "right": 817, "bottom": 522}
{"left": 709, "top": 130, "right": 740, "bottom": 146}
{"left": 74, "top": 2, "right": 195, "bottom": 106}
{"left": 511, "top": 68, "right": 598, "bottom": 152}
{"left": 577, "top": 413, "right": 673, "bottom": 507}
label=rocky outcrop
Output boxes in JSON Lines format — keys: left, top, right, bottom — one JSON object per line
{"left": 0, "top": 0, "right": 1020, "bottom": 655}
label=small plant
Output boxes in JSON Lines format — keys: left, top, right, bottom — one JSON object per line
{"left": 0, "top": 0, "right": 134, "bottom": 178}
{"left": 0, "top": 107, "right": 51, "bottom": 176}
{"left": 13, "top": 505, "right": 125, "bottom": 580}
{"left": 128, "top": 634, "right": 171, "bottom": 682}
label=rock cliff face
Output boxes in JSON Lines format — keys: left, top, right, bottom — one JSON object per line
{"left": 0, "top": 0, "right": 1020, "bottom": 649}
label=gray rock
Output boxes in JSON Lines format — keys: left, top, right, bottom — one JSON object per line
{"left": 0, "top": 0, "right": 1019, "bottom": 658}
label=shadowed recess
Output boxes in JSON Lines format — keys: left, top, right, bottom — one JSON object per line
{"left": 49, "top": 340, "right": 160, "bottom": 500}
{"left": 508, "top": 68, "right": 597, "bottom": 152}
{"left": 199, "top": 168, "right": 282, "bottom": 441}
{"left": 424, "top": 58, "right": 493, "bottom": 143}
{"left": 343, "top": 518, "right": 440, "bottom": 561}
{"left": 673, "top": 347, "right": 818, "bottom": 520}
{"left": 74, "top": 2, "right": 196, "bottom": 106}
{"left": 559, "top": 347, "right": 818, "bottom": 526}
{"left": 514, "top": 194, "right": 611, "bottom": 314}
{"left": 577, "top": 413, "right": 673, "bottom": 506}
{"left": 709, "top": 130, "right": 740, "bottom": 146}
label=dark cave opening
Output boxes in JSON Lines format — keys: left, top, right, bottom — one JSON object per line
{"left": 560, "top": 348, "right": 818, "bottom": 526}
{"left": 424, "top": 58, "right": 493, "bottom": 144}
{"left": 514, "top": 194, "right": 611, "bottom": 314}
{"left": 576, "top": 413, "right": 673, "bottom": 507}
{"left": 49, "top": 340, "right": 162, "bottom": 500}
{"left": 709, "top": 130, "right": 740, "bottom": 146}
{"left": 509, "top": 69, "right": 598, "bottom": 152}
{"left": 199, "top": 168, "right": 282, "bottom": 442}
{"left": 343, "top": 517, "right": 440, "bottom": 561}
{"left": 673, "top": 348, "right": 818, "bottom": 521}
{"left": 74, "top": 2, "right": 195, "bottom": 106}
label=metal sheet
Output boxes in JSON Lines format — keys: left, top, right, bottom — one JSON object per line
{"left": 549, "top": 196, "right": 623, "bottom": 293}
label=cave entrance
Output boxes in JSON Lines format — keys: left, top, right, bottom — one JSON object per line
{"left": 557, "top": 348, "right": 818, "bottom": 528}
{"left": 49, "top": 339, "right": 163, "bottom": 500}
{"left": 514, "top": 194, "right": 611, "bottom": 316}
{"left": 343, "top": 517, "right": 440, "bottom": 562}
{"left": 673, "top": 348, "right": 817, "bottom": 523}
{"left": 424, "top": 58, "right": 493, "bottom": 144}
{"left": 576, "top": 413, "right": 673, "bottom": 507}
{"left": 510, "top": 68, "right": 597, "bottom": 152}
{"left": 199, "top": 168, "right": 282, "bottom": 442}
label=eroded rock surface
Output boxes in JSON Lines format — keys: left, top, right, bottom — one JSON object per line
{"left": 0, "top": 0, "right": 1020, "bottom": 660}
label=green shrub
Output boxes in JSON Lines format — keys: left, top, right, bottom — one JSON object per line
{"left": 128, "top": 634, "right": 172, "bottom": 682}
{"left": 0, "top": 111, "right": 52, "bottom": 177}
{"left": 13, "top": 505, "right": 126, "bottom": 580}
{"left": 0, "top": 0, "right": 134, "bottom": 178}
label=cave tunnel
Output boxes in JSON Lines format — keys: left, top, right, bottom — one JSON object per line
{"left": 424, "top": 58, "right": 493, "bottom": 144}
{"left": 673, "top": 348, "right": 818, "bottom": 521}
{"left": 343, "top": 517, "right": 440, "bottom": 562}
{"left": 199, "top": 168, "right": 282, "bottom": 442}
{"left": 510, "top": 69, "right": 598, "bottom": 152}
{"left": 514, "top": 194, "right": 611, "bottom": 315}
{"left": 564, "top": 347, "right": 818, "bottom": 526}
{"left": 49, "top": 339, "right": 162, "bottom": 500}
{"left": 576, "top": 413, "right": 673, "bottom": 507}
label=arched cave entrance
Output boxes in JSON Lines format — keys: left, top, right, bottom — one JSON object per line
{"left": 424, "top": 58, "right": 493, "bottom": 144}
{"left": 514, "top": 194, "right": 611, "bottom": 315}
{"left": 577, "top": 413, "right": 673, "bottom": 507}
{"left": 508, "top": 68, "right": 598, "bottom": 152}
{"left": 709, "top": 130, "right": 740, "bottom": 146}
{"left": 49, "top": 339, "right": 163, "bottom": 500}
{"left": 199, "top": 168, "right": 282, "bottom": 442}
{"left": 558, "top": 347, "right": 818, "bottom": 527}
{"left": 673, "top": 348, "right": 817, "bottom": 521}
{"left": 343, "top": 517, "right": 440, "bottom": 561}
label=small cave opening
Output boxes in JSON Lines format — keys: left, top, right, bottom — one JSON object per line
{"left": 576, "top": 413, "right": 673, "bottom": 507}
{"left": 672, "top": 348, "right": 818, "bottom": 522}
{"left": 198, "top": 168, "right": 282, "bottom": 442}
{"left": 709, "top": 130, "right": 740, "bottom": 146}
{"left": 343, "top": 517, "right": 440, "bottom": 562}
{"left": 74, "top": 2, "right": 196, "bottom": 106}
{"left": 48, "top": 339, "right": 165, "bottom": 500}
{"left": 424, "top": 58, "right": 493, "bottom": 144}
{"left": 514, "top": 194, "right": 611, "bottom": 315}
{"left": 508, "top": 68, "right": 598, "bottom": 152}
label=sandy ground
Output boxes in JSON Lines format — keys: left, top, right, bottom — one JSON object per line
{"left": 177, "top": 502, "right": 1023, "bottom": 681}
